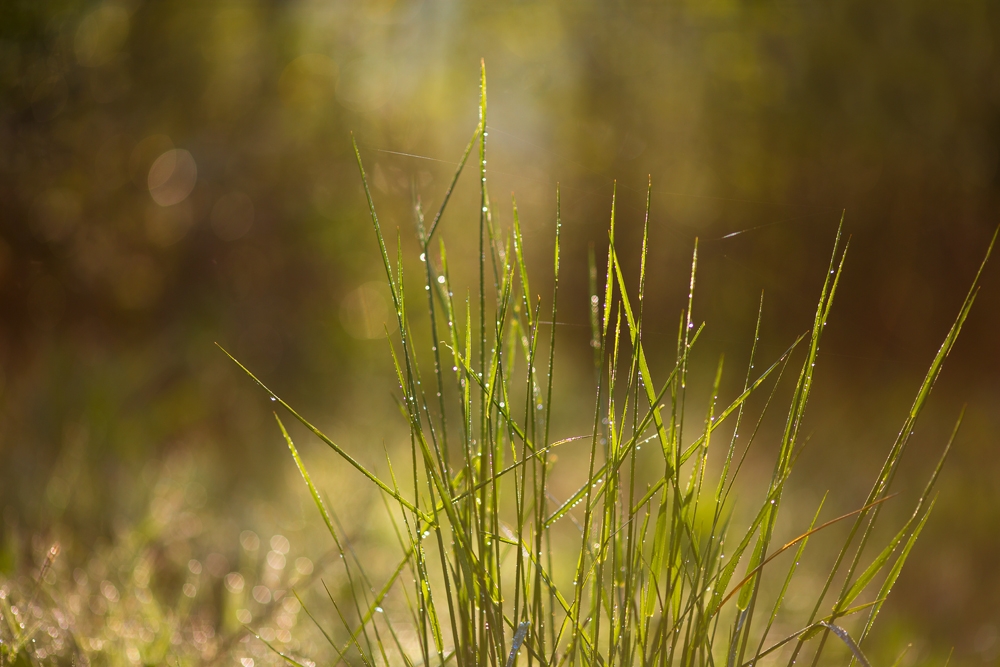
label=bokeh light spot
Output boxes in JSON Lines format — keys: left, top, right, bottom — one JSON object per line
{"left": 240, "top": 530, "right": 259, "bottom": 551}
{"left": 251, "top": 585, "right": 271, "bottom": 605}
{"left": 224, "top": 572, "right": 244, "bottom": 594}
{"left": 269, "top": 534, "right": 289, "bottom": 554}
{"left": 148, "top": 149, "right": 197, "bottom": 206}
{"left": 294, "top": 557, "right": 313, "bottom": 576}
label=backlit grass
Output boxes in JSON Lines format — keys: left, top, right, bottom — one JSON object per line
{"left": 223, "top": 65, "right": 996, "bottom": 667}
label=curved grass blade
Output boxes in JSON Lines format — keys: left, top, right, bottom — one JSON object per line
{"left": 818, "top": 622, "right": 873, "bottom": 667}
{"left": 276, "top": 413, "right": 420, "bottom": 661}
{"left": 424, "top": 126, "right": 482, "bottom": 245}
{"left": 505, "top": 622, "right": 530, "bottom": 667}
{"left": 220, "top": 347, "right": 430, "bottom": 523}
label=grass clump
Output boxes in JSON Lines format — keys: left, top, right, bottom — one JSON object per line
{"left": 226, "top": 65, "right": 995, "bottom": 667}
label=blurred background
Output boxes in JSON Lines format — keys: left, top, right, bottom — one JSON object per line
{"left": 1, "top": 0, "right": 999, "bottom": 664}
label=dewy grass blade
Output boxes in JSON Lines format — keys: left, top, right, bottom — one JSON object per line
{"left": 505, "top": 622, "right": 530, "bottom": 667}
{"left": 245, "top": 625, "right": 313, "bottom": 667}
{"left": 818, "top": 622, "right": 873, "bottom": 667}
{"left": 608, "top": 237, "right": 672, "bottom": 473}
{"left": 851, "top": 410, "right": 964, "bottom": 644}
{"left": 732, "top": 224, "right": 847, "bottom": 665}
{"left": 276, "top": 413, "right": 342, "bottom": 548}
{"left": 221, "top": 346, "right": 430, "bottom": 522}
{"left": 424, "top": 126, "right": 481, "bottom": 245}
{"left": 548, "top": 328, "right": 791, "bottom": 564}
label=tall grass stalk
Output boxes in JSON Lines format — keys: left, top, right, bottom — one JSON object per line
{"left": 225, "top": 66, "right": 996, "bottom": 667}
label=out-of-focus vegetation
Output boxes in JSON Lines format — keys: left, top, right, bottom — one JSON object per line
{"left": 1, "top": 0, "right": 998, "bottom": 664}
{"left": 1, "top": 450, "right": 344, "bottom": 666}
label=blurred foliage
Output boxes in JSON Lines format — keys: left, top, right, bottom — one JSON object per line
{"left": 0, "top": 450, "right": 342, "bottom": 667}
{"left": 1, "top": 0, "right": 999, "bottom": 664}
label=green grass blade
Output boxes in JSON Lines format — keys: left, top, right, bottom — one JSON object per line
{"left": 245, "top": 625, "right": 313, "bottom": 667}
{"left": 861, "top": 496, "right": 936, "bottom": 640}
{"left": 424, "top": 125, "right": 482, "bottom": 244}
{"left": 222, "top": 348, "right": 429, "bottom": 521}
{"left": 818, "top": 622, "right": 873, "bottom": 667}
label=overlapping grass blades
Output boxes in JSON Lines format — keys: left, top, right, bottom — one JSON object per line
{"left": 226, "top": 68, "right": 996, "bottom": 667}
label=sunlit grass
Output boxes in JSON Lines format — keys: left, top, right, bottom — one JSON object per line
{"left": 221, "top": 65, "right": 996, "bottom": 667}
